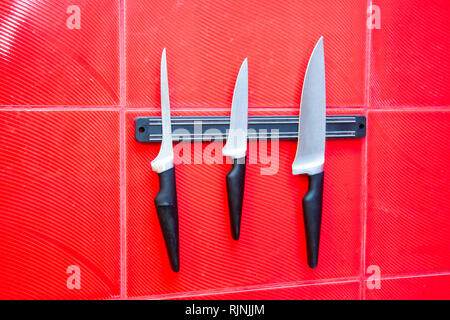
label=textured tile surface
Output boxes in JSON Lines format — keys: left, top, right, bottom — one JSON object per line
{"left": 126, "top": 109, "right": 363, "bottom": 297}
{"left": 126, "top": 0, "right": 367, "bottom": 108}
{"left": 0, "top": 0, "right": 449, "bottom": 300}
{"left": 178, "top": 281, "right": 361, "bottom": 300}
{"left": 369, "top": 0, "right": 450, "bottom": 107}
{"left": 0, "top": 1, "right": 119, "bottom": 106}
{"left": 366, "top": 110, "right": 450, "bottom": 276}
{"left": 365, "top": 275, "right": 450, "bottom": 300}
{"left": 0, "top": 111, "right": 121, "bottom": 299}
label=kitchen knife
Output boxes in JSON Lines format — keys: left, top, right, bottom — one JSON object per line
{"left": 292, "top": 37, "right": 326, "bottom": 269}
{"left": 151, "top": 48, "right": 179, "bottom": 272}
{"left": 222, "top": 58, "right": 248, "bottom": 240}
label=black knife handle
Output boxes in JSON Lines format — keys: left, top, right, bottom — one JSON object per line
{"left": 226, "top": 157, "right": 246, "bottom": 240}
{"left": 302, "top": 171, "right": 324, "bottom": 269}
{"left": 154, "top": 167, "right": 179, "bottom": 272}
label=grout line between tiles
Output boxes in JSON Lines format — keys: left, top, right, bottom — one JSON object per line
{"left": 364, "top": 106, "right": 450, "bottom": 112}
{"left": 360, "top": 0, "right": 373, "bottom": 299}
{"left": 364, "top": 0, "right": 373, "bottom": 110}
{"left": 123, "top": 106, "right": 367, "bottom": 112}
{"left": 378, "top": 271, "right": 450, "bottom": 281}
{"left": 360, "top": 109, "right": 369, "bottom": 300}
{"left": 119, "top": 0, "right": 126, "bottom": 108}
{"left": 119, "top": 111, "right": 126, "bottom": 300}
{"left": 123, "top": 106, "right": 367, "bottom": 110}
{"left": 119, "top": 0, "right": 127, "bottom": 300}
{"left": 133, "top": 278, "right": 361, "bottom": 300}
{"left": 131, "top": 270, "right": 450, "bottom": 300}
{"left": 0, "top": 106, "right": 121, "bottom": 111}
{"left": 0, "top": 106, "right": 447, "bottom": 112}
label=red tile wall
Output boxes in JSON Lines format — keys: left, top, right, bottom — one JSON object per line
{"left": 126, "top": 108, "right": 363, "bottom": 297}
{"left": 175, "top": 281, "right": 361, "bottom": 300}
{"left": 365, "top": 274, "right": 450, "bottom": 300}
{"left": 366, "top": 111, "right": 450, "bottom": 276}
{"left": 369, "top": 0, "right": 450, "bottom": 107}
{"left": 126, "top": 0, "right": 367, "bottom": 108}
{"left": 0, "top": 0, "right": 448, "bottom": 299}
{"left": 0, "top": 111, "right": 121, "bottom": 299}
{"left": 0, "top": 1, "right": 119, "bottom": 106}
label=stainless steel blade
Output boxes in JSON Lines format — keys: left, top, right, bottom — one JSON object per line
{"left": 151, "top": 48, "right": 174, "bottom": 173}
{"left": 292, "top": 37, "right": 326, "bottom": 175}
{"left": 222, "top": 58, "right": 248, "bottom": 159}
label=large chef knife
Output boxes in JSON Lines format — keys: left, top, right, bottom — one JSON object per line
{"left": 292, "top": 37, "right": 326, "bottom": 269}
{"left": 151, "top": 48, "right": 179, "bottom": 272}
{"left": 222, "top": 59, "right": 248, "bottom": 240}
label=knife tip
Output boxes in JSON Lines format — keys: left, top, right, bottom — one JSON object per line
{"left": 238, "top": 58, "right": 248, "bottom": 77}
{"left": 241, "top": 58, "right": 248, "bottom": 70}
{"left": 316, "top": 36, "right": 324, "bottom": 47}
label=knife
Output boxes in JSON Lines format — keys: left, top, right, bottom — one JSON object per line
{"left": 222, "top": 58, "right": 248, "bottom": 240}
{"left": 292, "top": 37, "right": 326, "bottom": 269}
{"left": 151, "top": 48, "right": 179, "bottom": 272}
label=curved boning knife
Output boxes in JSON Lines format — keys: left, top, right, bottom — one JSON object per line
{"left": 151, "top": 49, "right": 179, "bottom": 272}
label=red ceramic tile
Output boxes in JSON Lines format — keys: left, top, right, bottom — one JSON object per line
{"left": 177, "top": 281, "right": 360, "bottom": 300}
{"left": 369, "top": 0, "right": 450, "bottom": 107}
{"left": 126, "top": 0, "right": 366, "bottom": 108}
{"left": 0, "top": 1, "right": 119, "bottom": 106}
{"left": 0, "top": 111, "right": 120, "bottom": 299}
{"left": 366, "top": 110, "right": 450, "bottom": 276}
{"left": 126, "top": 108, "right": 364, "bottom": 297}
{"left": 365, "top": 274, "right": 450, "bottom": 300}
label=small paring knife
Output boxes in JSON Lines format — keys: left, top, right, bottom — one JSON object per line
{"left": 222, "top": 58, "right": 248, "bottom": 240}
{"left": 151, "top": 49, "right": 180, "bottom": 272}
{"left": 292, "top": 37, "right": 326, "bottom": 269}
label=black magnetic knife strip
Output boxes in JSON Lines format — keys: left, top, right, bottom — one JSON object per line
{"left": 135, "top": 115, "right": 366, "bottom": 142}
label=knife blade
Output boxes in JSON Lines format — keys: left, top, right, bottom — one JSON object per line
{"left": 222, "top": 58, "right": 248, "bottom": 240}
{"left": 292, "top": 37, "right": 326, "bottom": 269}
{"left": 151, "top": 48, "right": 180, "bottom": 272}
